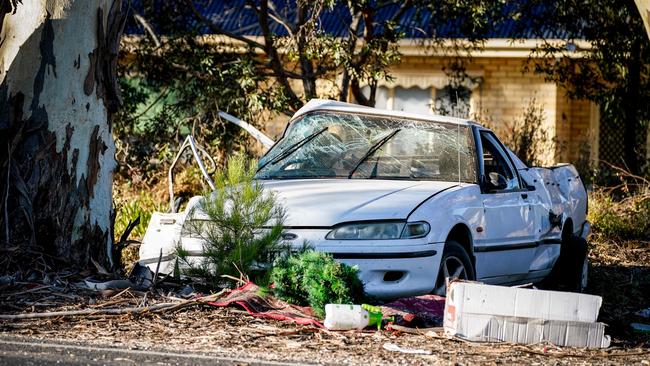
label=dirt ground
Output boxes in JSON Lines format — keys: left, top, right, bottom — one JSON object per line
{"left": 1, "top": 236, "right": 649, "bottom": 365}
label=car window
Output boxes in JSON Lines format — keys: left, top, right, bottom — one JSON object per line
{"left": 480, "top": 132, "right": 520, "bottom": 191}
{"left": 256, "top": 112, "right": 478, "bottom": 182}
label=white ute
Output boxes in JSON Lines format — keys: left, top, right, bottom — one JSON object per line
{"left": 139, "top": 99, "right": 590, "bottom": 298}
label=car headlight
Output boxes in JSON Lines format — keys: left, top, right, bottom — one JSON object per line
{"left": 325, "top": 221, "right": 430, "bottom": 240}
{"left": 401, "top": 221, "right": 431, "bottom": 238}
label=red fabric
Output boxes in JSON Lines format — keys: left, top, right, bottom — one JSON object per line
{"left": 207, "top": 282, "right": 445, "bottom": 329}
{"left": 381, "top": 294, "right": 446, "bottom": 327}
{"left": 207, "top": 282, "right": 325, "bottom": 328}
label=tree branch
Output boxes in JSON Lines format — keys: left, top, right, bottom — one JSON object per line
{"left": 348, "top": 0, "right": 414, "bottom": 106}
{"left": 133, "top": 13, "right": 160, "bottom": 48}
{"left": 186, "top": 0, "right": 265, "bottom": 50}
{"left": 267, "top": 1, "right": 294, "bottom": 36}
{"left": 246, "top": 0, "right": 302, "bottom": 109}
{"left": 390, "top": 0, "right": 412, "bottom": 24}
{"left": 295, "top": 2, "right": 317, "bottom": 100}
{"left": 339, "top": 8, "right": 363, "bottom": 102}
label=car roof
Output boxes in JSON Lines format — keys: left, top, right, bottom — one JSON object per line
{"left": 291, "top": 99, "right": 484, "bottom": 127}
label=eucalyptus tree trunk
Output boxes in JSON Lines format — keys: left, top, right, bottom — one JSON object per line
{"left": 0, "top": 0, "right": 126, "bottom": 268}
{"left": 635, "top": 0, "right": 650, "bottom": 40}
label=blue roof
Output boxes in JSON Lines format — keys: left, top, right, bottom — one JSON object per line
{"left": 125, "top": 1, "right": 565, "bottom": 40}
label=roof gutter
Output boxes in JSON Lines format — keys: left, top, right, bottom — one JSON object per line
{"left": 396, "top": 38, "right": 593, "bottom": 58}
{"left": 121, "top": 35, "right": 593, "bottom": 59}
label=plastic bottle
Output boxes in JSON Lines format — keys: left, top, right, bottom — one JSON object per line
{"left": 323, "top": 304, "right": 384, "bottom": 330}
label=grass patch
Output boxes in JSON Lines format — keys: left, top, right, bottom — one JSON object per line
{"left": 114, "top": 190, "right": 165, "bottom": 270}
{"left": 114, "top": 191, "right": 164, "bottom": 241}
{"left": 588, "top": 188, "right": 650, "bottom": 242}
{"left": 586, "top": 176, "right": 650, "bottom": 342}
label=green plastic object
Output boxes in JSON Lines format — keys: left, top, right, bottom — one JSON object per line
{"left": 362, "top": 304, "right": 394, "bottom": 330}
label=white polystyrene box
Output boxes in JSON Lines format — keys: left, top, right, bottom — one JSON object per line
{"left": 446, "top": 281, "right": 601, "bottom": 323}
{"left": 444, "top": 281, "right": 610, "bottom": 349}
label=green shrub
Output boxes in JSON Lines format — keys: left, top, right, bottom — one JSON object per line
{"left": 114, "top": 191, "right": 164, "bottom": 241}
{"left": 270, "top": 250, "right": 365, "bottom": 318}
{"left": 177, "top": 154, "right": 285, "bottom": 287}
{"left": 589, "top": 189, "right": 650, "bottom": 241}
{"left": 113, "top": 191, "right": 166, "bottom": 271}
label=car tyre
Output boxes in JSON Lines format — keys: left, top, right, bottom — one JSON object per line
{"left": 542, "top": 235, "right": 589, "bottom": 293}
{"left": 433, "top": 240, "right": 475, "bottom": 296}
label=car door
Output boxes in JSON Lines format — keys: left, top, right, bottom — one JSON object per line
{"left": 474, "top": 131, "right": 538, "bottom": 281}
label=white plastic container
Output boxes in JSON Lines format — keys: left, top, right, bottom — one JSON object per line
{"left": 323, "top": 304, "right": 382, "bottom": 330}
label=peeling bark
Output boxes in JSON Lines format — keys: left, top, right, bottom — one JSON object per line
{"left": 0, "top": 0, "right": 21, "bottom": 39}
{"left": 85, "top": 1, "right": 127, "bottom": 115}
{"left": 0, "top": 1, "right": 127, "bottom": 269}
{"left": 85, "top": 125, "right": 108, "bottom": 200}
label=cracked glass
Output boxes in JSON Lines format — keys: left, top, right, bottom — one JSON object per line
{"left": 256, "top": 111, "right": 478, "bottom": 182}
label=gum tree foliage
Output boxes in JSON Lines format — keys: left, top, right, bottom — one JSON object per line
{"left": 117, "top": 9, "right": 270, "bottom": 183}
{"left": 117, "top": 0, "right": 503, "bottom": 182}
{"left": 176, "top": 154, "right": 285, "bottom": 286}
{"left": 186, "top": 0, "right": 508, "bottom": 108}
{"left": 512, "top": 0, "right": 650, "bottom": 176}
{"left": 184, "top": 0, "right": 417, "bottom": 109}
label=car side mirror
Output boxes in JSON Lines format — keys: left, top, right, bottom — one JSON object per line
{"left": 485, "top": 172, "right": 508, "bottom": 192}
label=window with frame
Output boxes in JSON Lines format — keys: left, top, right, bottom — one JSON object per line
{"left": 433, "top": 86, "right": 471, "bottom": 118}
{"left": 480, "top": 132, "right": 520, "bottom": 191}
{"left": 361, "top": 84, "right": 471, "bottom": 118}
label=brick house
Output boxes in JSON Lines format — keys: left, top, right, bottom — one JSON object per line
{"left": 127, "top": 2, "right": 608, "bottom": 167}
{"left": 377, "top": 39, "right": 600, "bottom": 166}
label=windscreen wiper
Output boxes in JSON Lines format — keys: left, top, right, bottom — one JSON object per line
{"left": 257, "top": 127, "right": 328, "bottom": 172}
{"left": 347, "top": 129, "right": 401, "bottom": 179}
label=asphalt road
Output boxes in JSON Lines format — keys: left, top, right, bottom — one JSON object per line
{"left": 0, "top": 337, "right": 298, "bottom": 366}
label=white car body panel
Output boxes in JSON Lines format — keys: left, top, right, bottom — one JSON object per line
{"left": 138, "top": 99, "right": 589, "bottom": 299}
{"left": 264, "top": 179, "right": 459, "bottom": 227}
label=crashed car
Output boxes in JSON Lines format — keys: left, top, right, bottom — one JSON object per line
{"left": 139, "top": 99, "right": 590, "bottom": 298}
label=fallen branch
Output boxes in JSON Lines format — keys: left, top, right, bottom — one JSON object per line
{"left": 2, "top": 285, "right": 53, "bottom": 298}
{"left": 0, "top": 302, "right": 179, "bottom": 320}
{"left": 248, "top": 328, "right": 317, "bottom": 340}
{"left": 513, "top": 345, "right": 650, "bottom": 359}
{"left": 91, "top": 298, "right": 130, "bottom": 309}
{"left": 0, "top": 291, "right": 226, "bottom": 320}
{"left": 388, "top": 324, "right": 443, "bottom": 335}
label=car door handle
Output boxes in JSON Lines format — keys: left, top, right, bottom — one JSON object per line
{"left": 521, "top": 193, "right": 528, "bottom": 199}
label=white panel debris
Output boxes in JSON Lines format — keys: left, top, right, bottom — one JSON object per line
{"left": 444, "top": 281, "right": 611, "bottom": 349}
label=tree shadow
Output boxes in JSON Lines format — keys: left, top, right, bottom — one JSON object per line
{"left": 587, "top": 262, "right": 650, "bottom": 346}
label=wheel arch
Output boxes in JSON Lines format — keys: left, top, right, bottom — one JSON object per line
{"left": 562, "top": 217, "right": 574, "bottom": 240}
{"left": 446, "top": 223, "right": 475, "bottom": 267}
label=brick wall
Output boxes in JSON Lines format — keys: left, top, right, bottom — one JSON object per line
{"left": 389, "top": 56, "right": 594, "bottom": 165}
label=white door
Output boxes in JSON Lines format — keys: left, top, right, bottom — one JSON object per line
{"left": 474, "top": 131, "right": 539, "bottom": 281}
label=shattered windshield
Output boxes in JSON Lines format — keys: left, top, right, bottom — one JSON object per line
{"left": 256, "top": 111, "right": 478, "bottom": 182}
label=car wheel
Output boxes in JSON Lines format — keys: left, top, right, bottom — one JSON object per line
{"left": 433, "top": 240, "right": 475, "bottom": 296}
{"left": 541, "top": 235, "right": 589, "bottom": 292}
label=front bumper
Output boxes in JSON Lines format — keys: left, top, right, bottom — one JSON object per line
{"left": 139, "top": 227, "right": 443, "bottom": 299}
{"left": 277, "top": 228, "right": 444, "bottom": 299}
{"left": 334, "top": 251, "right": 441, "bottom": 298}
